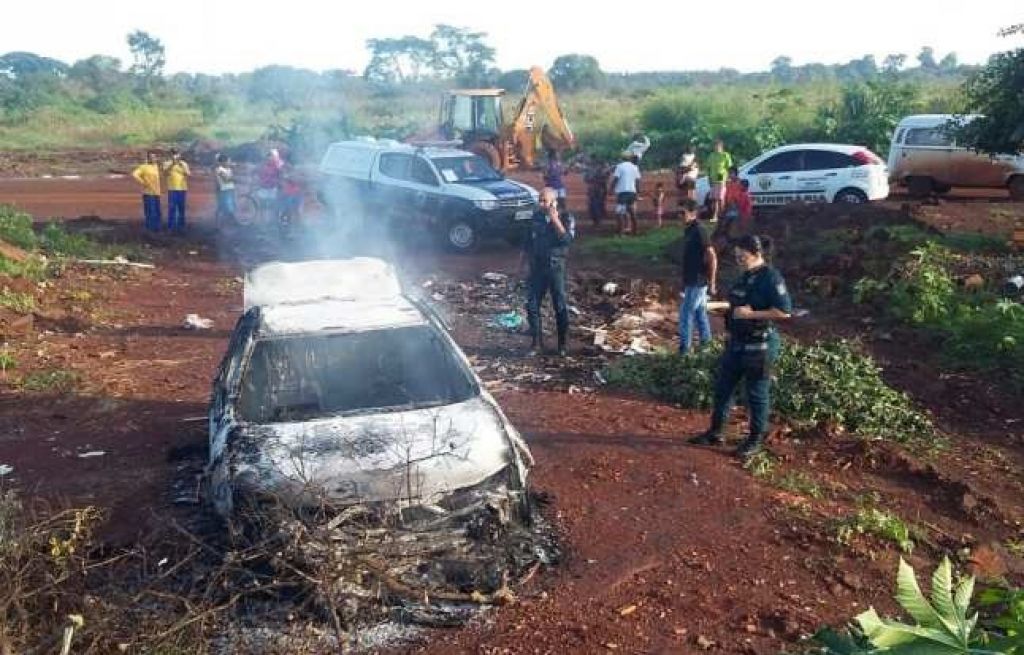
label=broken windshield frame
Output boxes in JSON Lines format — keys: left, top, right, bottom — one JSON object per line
{"left": 430, "top": 155, "right": 503, "bottom": 183}
{"left": 235, "top": 325, "right": 479, "bottom": 424}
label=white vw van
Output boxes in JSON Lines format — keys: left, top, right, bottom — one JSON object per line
{"left": 888, "top": 115, "right": 1024, "bottom": 199}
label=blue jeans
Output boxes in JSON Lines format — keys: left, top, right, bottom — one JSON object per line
{"left": 216, "top": 189, "right": 236, "bottom": 220}
{"left": 142, "top": 194, "right": 161, "bottom": 231}
{"left": 679, "top": 285, "right": 712, "bottom": 352}
{"left": 167, "top": 190, "right": 187, "bottom": 231}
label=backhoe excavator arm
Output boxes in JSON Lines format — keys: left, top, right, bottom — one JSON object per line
{"left": 509, "top": 66, "right": 576, "bottom": 167}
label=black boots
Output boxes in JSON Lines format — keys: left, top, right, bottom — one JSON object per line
{"left": 735, "top": 434, "right": 766, "bottom": 461}
{"left": 689, "top": 430, "right": 766, "bottom": 461}
{"left": 688, "top": 429, "right": 724, "bottom": 446}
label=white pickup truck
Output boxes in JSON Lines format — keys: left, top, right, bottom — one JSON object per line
{"left": 319, "top": 138, "right": 539, "bottom": 250}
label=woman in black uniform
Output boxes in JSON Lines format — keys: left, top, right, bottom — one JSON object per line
{"left": 689, "top": 235, "right": 793, "bottom": 461}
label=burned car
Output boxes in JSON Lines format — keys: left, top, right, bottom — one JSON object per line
{"left": 205, "top": 258, "right": 534, "bottom": 522}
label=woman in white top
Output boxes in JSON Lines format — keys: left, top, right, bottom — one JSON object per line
{"left": 675, "top": 145, "right": 700, "bottom": 201}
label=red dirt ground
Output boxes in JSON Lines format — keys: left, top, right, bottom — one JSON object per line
{"left": 1, "top": 172, "right": 1023, "bottom": 653}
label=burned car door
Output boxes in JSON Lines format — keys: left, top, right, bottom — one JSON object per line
{"left": 209, "top": 308, "right": 259, "bottom": 468}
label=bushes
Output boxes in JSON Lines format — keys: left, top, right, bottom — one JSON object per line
{"left": 605, "top": 339, "right": 934, "bottom": 444}
{"left": 855, "top": 243, "right": 1024, "bottom": 385}
{"left": 0, "top": 206, "right": 38, "bottom": 250}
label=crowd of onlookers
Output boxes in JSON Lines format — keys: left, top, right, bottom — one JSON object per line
{"left": 131, "top": 148, "right": 304, "bottom": 232}
{"left": 574, "top": 135, "right": 755, "bottom": 244}
{"left": 130, "top": 135, "right": 754, "bottom": 241}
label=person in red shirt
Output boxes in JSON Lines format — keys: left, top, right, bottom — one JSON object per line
{"left": 256, "top": 149, "right": 285, "bottom": 217}
{"left": 718, "top": 167, "right": 754, "bottom": 243}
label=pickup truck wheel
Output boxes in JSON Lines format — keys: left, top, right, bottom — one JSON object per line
{"left": 1010, "top": 176, "right": 1024, "bottom": 201}
{"left": 907, "top": 176, "right": 934, "bottom": 198}
{"left": 445, "top": 219, "right": 478, "bottom": 251}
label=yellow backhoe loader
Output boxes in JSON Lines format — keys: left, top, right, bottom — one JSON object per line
{"left": 437, "top": 66, "right": 575, "bottom": 171}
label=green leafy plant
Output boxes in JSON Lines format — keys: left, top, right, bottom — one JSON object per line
{"left": 0, "top": 347, "right": 15, "bottom": 375}
{"left": 856, "top": 242, "right": 1024, "bottom": 386}
{"left": 20, "top": 369, "right": 80, "bottom": 393}
{"left": 743, "top": 451, "right": 776, "bottom": 479}
{"left": 606, "top": 339, "right": 935, "bottom": 444}
{"left": 0, "top": 206, "right": 38, "bottom": 250}
{"left": 776, "top": 471, "right": 825, "bottom": 499}
{"left": 977, "top": 586, "right": 1024, "bottom": 654}
{"left": 816, "top": 558, "right": 1014, "bottom": 654}
{"left": 0, "top": 288, "right": 35, "bottom": 314}
{"left": 836, "top": 506, "right": 918, "bottom": 554}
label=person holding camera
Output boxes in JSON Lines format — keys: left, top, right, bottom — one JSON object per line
{"left": 689, "top": 235, "right": 792, "bottom": 461}
{"left": 522, "top": 187, "right": 575, "bottom": 357}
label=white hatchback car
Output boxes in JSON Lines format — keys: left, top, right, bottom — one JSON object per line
{"left": 696, "top": 143, "right": 890, "bottom": 207}
{"left": 205, "top": 258, "right": 534, "bottom": 520}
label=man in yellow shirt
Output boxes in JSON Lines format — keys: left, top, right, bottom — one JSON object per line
{"left": 163, "top": 148, "right": 191, "bottom": 232}
{"left": 131, "top": 151, "right": 162, "bottom": 231}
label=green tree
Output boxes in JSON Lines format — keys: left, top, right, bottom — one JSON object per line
{"left": 883, "top": 53, "right": 908, "bottom": 74}
{"left": 126, "top": 30, "right": 165, "bottom": 94}
{"left": 247, "top": 65, "right": 322, "bottom": 113}
{"left": 0, "top": 52, "right": 68, "bottom": 78}
{"left": 364, "top": 36, "right": 435, "bottom": 84}
{"left": 771, "top": 55, "right": 794, "bottom": 83}
{"left": 496, "top": 69, "right": 530, "bottom": 91}
{"left": 548, "top": 54, "right": 604, "bottom": 92}
{"left": 429, "top": 24, "right": 496, "bottom": 86}
{"left": 818, "top": 80, "right": 920, "bottom": 155}
{"left": 958, "top": 28, "right": 1024, "bottom": 154}
{"left": 918, "top": 46, "right": 938, "bottom": 70}
{"left": 939, "top": 52, "right": 960, "bottom": 72}
{"left": 69, "top": 55, "right": 124, "bottom": 94}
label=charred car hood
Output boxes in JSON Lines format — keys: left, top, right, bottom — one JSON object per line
{"left": 231, "top": 395, "right": 523, "bottom": 505}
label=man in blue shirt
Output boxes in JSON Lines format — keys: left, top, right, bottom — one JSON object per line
{"left": 522, "top": 187, "right": 575, "bottom": 357}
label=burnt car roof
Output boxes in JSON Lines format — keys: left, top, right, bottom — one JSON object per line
{"left": 258, "top": 297, "right": 427, "bottom": 337}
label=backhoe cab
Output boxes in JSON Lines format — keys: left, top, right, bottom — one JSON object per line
{"left": 438, "top": 66, "right": 575, "bottom": 172}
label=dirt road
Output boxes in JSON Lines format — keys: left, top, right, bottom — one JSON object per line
{"left": 1, "top": 176, "right": 1023, "bottom": 653}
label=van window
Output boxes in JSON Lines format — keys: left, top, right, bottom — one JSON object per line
{"left": 379, "top": 153, "right": 411, "bottom": 179}
{"left": 894, "top": 128, "right": 906, "bottom": 145}
{"left": 905, "top": 128, "right": 954, "bottom": 148}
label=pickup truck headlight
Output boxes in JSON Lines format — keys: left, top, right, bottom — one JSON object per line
{"left": 473, "top": 199, "right": 500, "bottom": 211}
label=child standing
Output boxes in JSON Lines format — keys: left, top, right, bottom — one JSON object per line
{"left": 214, "top": 154, "right": 236, "bottom": 225}
{"left": 654, "top": 182, "right": 666, "bottom": 227}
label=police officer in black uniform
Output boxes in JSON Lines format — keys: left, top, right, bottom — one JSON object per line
{"left": 690, "top": 235, "right": 792, "bottom": 460}
{"left": 522, "top": 187, "right": 575, "bottom": 356}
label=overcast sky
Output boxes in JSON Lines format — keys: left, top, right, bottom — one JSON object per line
{"left": 2, "top": 0, "right": 1020, "bottom": 74}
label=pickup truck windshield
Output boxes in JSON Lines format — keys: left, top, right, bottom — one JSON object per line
{"left": 238, "top": 326, "right": 478, "bottom": 423}
{"left": 431, "top": 156, "right": 503, "bottom": 183}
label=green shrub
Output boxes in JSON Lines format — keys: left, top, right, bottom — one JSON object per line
{"left": 605, "top": 339, "right": 934, "bottom": 444}
{"left": 856, "top": 243, "right": 1024, "bottom": 385}
{"left": 836, "top": 506, "right": 918, "bottom": 554}
{"left": 20, "top": 369, "right": 80, "bottom": 393}
{"left": 0, "top": 206, "right": 37, "bottom": 250}
{"left": 0, "top": 289, "right": 35, "bottom": 313}
{"left": 39, "top": 222, "right": 104, "bottom": 259}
